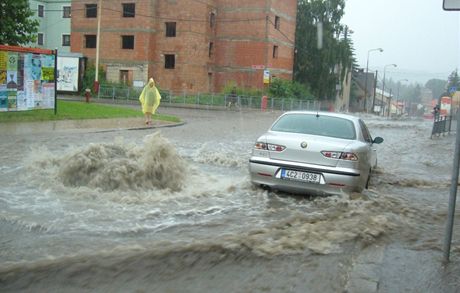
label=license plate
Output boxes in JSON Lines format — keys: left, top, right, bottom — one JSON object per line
{"left": 281, "top": 169, "right": 321, "bottom": 184}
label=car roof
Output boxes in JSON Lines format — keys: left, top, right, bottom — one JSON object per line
{"left": 280, "top": 111, "right": 361, "bottom": 123}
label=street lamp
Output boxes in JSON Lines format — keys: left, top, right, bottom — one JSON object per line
{"left": 364, "top": 48, "right": 383, "bottom": 112}
{"left": 381, "top": 63, "right": 397, "bottom": 116}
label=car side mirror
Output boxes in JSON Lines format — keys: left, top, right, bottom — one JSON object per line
{"left": 444, "top": 0, "right": 460, "bottom": 10}
{"left": 373, "top": 137, "right": 384, "bottom": 144}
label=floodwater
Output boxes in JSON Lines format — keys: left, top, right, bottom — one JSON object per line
{"left": 0, "top": 108, "right": 459, "bottom": 292}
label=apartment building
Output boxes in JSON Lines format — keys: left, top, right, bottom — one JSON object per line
{"left": 70, "top": 0, "right": 297, "bottom": 93}
{"left": 30, "top": 0, "right": 72, "bottom": 53}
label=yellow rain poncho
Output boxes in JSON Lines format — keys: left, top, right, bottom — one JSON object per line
{"left": 139, "top": 78, "right": 161, "bottom": 114}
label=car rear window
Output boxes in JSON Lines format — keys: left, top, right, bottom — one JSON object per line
{"left": 271, "top": 114, "right": 356, "bottom": 140}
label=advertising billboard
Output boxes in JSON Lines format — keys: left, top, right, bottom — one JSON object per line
{"left": 0, "top": 45, "right": 56, "bottom": 112}
{"left": 57, "top": 56, "right": 79, "bottom": 92}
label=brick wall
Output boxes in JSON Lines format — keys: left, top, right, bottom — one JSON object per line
{"left": 70, "top": 0, "right": 297, "bottom": 93}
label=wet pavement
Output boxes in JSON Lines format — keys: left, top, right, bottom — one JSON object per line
{"left": 0, "top": 106, "right": 459, "bottom": 292}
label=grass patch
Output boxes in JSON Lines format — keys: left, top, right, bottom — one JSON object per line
{"left": 0, "top": 100, "right": 180, "bottom": 123}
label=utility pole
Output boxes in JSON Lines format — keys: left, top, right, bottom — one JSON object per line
{"left": 372, "top": 70, "right": 378, "bottom": 113}
{"left": 94, "top": 0, "right": 102, "bottom": 93}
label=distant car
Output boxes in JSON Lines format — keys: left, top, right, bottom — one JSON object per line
{"left": 249, "top": 111, "right": 383, "bottom": 195}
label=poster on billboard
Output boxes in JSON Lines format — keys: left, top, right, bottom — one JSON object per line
{"left": 0, "top": 45, "right": 56, "bottom": 112}
{"left": 57, "top": 56, "right": 79, "bottom": 92}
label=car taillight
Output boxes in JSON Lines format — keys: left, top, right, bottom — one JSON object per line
{"left": 254, "top": 142, "right": 285, "bottom": 152}
{"left": 321, "top": 151, "right": 358, "bottom": 161}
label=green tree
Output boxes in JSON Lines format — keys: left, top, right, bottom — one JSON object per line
{"left": 0, "top": 0, "right": 39, "bottom": 45}
{"left": 425, "top": 78, "right": 447, "bottom": 100}
{"left": 447, "top": 69, "right": 460, "bottom": 90}
{"left": 294, "top": 0, "right": 354, "bottom": 100}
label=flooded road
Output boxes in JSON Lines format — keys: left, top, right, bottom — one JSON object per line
{"left": 1, "top": 107, "right": 459, "bottom": 292}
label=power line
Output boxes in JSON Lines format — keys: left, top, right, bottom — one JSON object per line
{"left": 32, "top": 6, "right": 266, "bottom": 24}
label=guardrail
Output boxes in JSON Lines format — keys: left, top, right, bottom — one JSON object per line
{"left": 96, "top": 85, "right": 323, "bottom": 112}
{"left": 431, "top": 115, "right": 455, "bottom": 138}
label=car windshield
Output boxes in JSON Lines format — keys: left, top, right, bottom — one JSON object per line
{"left": 271, "top": 114, "right": 356, "bottom": 140}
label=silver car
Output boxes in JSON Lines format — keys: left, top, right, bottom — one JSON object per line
{"left": 249, "top": 111, "right": 383, "bottom": 195}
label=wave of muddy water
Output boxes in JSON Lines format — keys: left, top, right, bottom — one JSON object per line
{"left": 1, "top": 110, "right": 459, "bottom": 292}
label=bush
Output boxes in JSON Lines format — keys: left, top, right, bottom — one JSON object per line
{"left": 269, "top": 78, "right": 313, "bottom": 100}
{"left": 82, "top": 64, "right": 107, "bottom": 94}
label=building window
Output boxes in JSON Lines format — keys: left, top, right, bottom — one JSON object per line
{"left": 165, "top": 54, "right": 175, "bottom": 69}
{"left": 122, "top": 35, "right": 134, "bottom": 49}
{"left": 208, "top": 42, "right": 214, "bottom": 58}
{"left": 37, "top": 33, "right": 44, "bottom": 45}
{"left": 120, "top": 70, "right": 132, "bottom": 86}
{"left": 86, "top": 4, "right": 97, "bottom": 18}
{"left": 122, "top": 3, "right": 135, "bottom": 17}
{"left": 38, "top": 5, "right": 44, "bottom": 17}
{"left": 274, "top": 16, "right": 280, "bottom": 30}
{"left": 273, "top": 45, "right": 278, "bottom": 58}
{"left": 85, "top": 35, "right": 97, "bottom": 48}
{"left": 165, "top": 22, "right": 176, "bottom": 37}
{"left": 63, "top": 6, "right": 71, "bottom": 18}
{"left": 62, "top": 34, "right": 70, "bottom": 46}
{"left": 210, "top": 12, "right": 216, "bottom": 28}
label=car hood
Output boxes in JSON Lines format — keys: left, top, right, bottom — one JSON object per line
{"left": 260, "top": 131, "right": 355, "bottom": 167}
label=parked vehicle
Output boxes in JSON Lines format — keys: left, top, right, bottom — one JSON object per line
{"left": 249, "top": 111, "right": 384, "bottom": 195}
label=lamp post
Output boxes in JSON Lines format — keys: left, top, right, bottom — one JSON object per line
{"left": 364, "top": 48, "right": 383, "bottom": 112}
{"left": 397, "top": 79, "right": 408, "bottom": 115}
{"left": 94, "top": 0, "right": 103, "bottom": 93}
{"left": 381, "top": 63, "right": 397, "bottom": 116}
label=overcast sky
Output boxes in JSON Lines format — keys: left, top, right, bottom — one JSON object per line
{"left": 342, "top": 0, "right": 460, "bottom": 84}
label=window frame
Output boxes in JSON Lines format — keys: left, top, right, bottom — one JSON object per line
{"left": 121, "top": 35, "right": 135, "bottom": 49}
{"left": 62, "top": 34, "right": 71, "bottom": 46}
{"left": 210, "top": 12, "right": 216, "bottom": 28}
{"left": 274, "top": 16, "right": 280, "bottom": 30}
{"left": 85, "top": 4, "right": 97, "bottom": 18}
{"left": 164, "top": 54, "right": 176, "bottom": 69}
{"left": 122, "top": 3, "right": 135, "bottom": 17}
{"left": 38, "top": 4, "right": 44, "bottom": 17}
{"left": 273, "top": 45, "right": 279, "bottom": 59}
{"left": 63, "top": 6, "right": 71, "bottom": 18}
{"left": 37, "top": 32, "right": 44, "bottom": 46}
{"left": 85, "top": 34, "right": 97, "bottom": 48}
{"left": 208, "top": 42, "right": 214, "bottom": 58}
{"left": 165, "top": 22, "right": 177, "bottom": 37}
{"left": 359, "top": 120, "right": 373, "bottom": 143}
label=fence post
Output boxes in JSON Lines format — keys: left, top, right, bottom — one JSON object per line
{"left": 271, "top": 97, "right": 274, "bottom": 111}
{"left": 112, "top": 87, "right": 115, "bottom": 101}
{"left": 127, "top": 87, "right": 130, "bottom": 101}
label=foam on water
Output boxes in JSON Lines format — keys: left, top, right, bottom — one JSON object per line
{"left": 29, "top": 132, "right": 187, "bottom": 192}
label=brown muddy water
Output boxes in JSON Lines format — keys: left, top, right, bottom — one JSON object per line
{"left": 0, "top": 108, "right": 459, "bottom": 292}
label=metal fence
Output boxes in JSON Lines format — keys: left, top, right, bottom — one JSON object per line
{"left": 97, "top": 85, "right": 323, "bottom": 112}
{"left": 431, "top": 115, "right": 455, "bottom": 138}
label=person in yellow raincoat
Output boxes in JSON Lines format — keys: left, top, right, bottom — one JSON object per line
{"left": 139, "top": 78, "right": 161, "bottom": 125}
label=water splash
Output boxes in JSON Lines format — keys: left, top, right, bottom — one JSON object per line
{"left": 56, "top": 132, "right": 187, "bottom": 191}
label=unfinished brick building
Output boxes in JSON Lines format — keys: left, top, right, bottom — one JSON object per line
{"left": 71, "top": 0, "right": 297, "bottom": 93}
